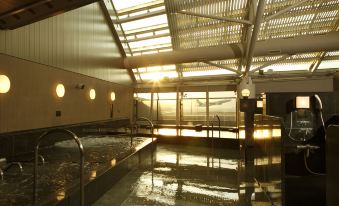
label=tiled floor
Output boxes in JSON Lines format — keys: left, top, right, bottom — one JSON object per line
{"left": 94, "top": 144, "right": 281, "bottom": 206}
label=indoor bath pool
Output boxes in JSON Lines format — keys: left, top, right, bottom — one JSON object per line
{"left": 0, "top": 135, "right": 154, "bottom": 206}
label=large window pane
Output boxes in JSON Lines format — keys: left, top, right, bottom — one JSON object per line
{"left": 157, "top": 93, "right": 176, "bottom": 124}
{"left": 209, "top": 91, "right": 237, "bottom": 127}
{"left": 182, "top": 92, "right": 206, "bottom": 125}
{"left": 135, "top": 93, "right": 152, "bottom": 118}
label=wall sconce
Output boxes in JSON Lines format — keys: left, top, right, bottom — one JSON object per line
{"left": 296, "top": 96, "right": 310, "bottom": 109}
{"left": 89, "top": 89, "right": 96, "bottom": 100}
{"left": 0, "top": 75, "right": 11, "bottom": 93}
{"left": 110, "top": 91, "right": 115, "bottom": 118}
{"left": 56, "top": 84, "right": 65, "bottom": 98}
{"left": 241, "top": 89, "right": 251, "bottom": 98}
{"left": 110, "top": 92, "right": 115, "bottom": 102}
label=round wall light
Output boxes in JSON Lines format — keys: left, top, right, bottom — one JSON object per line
{"left": 110, "top": 92, "right": 115, "bottom": 102}
{"left": 241, "top": 89, "right": 251, "bottom": 98}
{"left": 89, "top": 89, "right": 96, "bottom": 100}
{"left": 0, "top": 75, "right": 11, "bottom": 93}
{"left": 56, "top": 84, "right": 65, "bottom": 98}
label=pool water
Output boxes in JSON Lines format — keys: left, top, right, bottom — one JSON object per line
{"left": 94, "top": 144, "right": 281, "bottom": 206}
{"left": 0, "top": 135, "right": 151, "bottom": 206}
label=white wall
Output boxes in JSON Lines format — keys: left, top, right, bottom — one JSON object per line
{"left": 0, "top": 2, "right": 131, "bottom": 85}
{"left": 0, "top": 54, "right": 133, "bottom": 133}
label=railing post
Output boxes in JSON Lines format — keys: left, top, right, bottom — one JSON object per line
{"left": 33, "top": 129, "right": 84, "bottom": 206}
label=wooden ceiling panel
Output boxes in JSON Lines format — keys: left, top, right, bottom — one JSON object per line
{"left": 0, "top": 0, "right": 41, "bottom": 14}
{"left": 0, "top": 0, "right": 99, "bottom": 30}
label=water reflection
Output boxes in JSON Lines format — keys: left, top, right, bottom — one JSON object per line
{"left": 90, "top": 171, "right": 97, "bottom": 180}
{"left": 56, "top": 191, "right": 65, "bottom": 201}
{"left": 239, "top": 128, "right": 281, "bottom": 139}
{"left": 154, "top": 128, "right": 237, "bottom": 138}
{"left": 95, "top": 144, "right": 279, "bottom": 206}
{"left": 152, "top": 127, "right": 281, "bottom": 140}
{"left": 111, "top": 159, "right": 116, "bottom": 167}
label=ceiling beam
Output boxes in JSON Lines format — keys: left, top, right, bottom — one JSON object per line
{"left": 99, "top": 1, "right": 125, "bottom": 58}
{"left": 311, "top": 52, "right": 327, "bottom": 73}
{"left": 135, "top": 70, "right": 335, "bottom": 89}
{"left": 164, "top": 0, "right": 182, "bottom": 82}
{"left": 123, "top": 31, "right": 339, "bottom": 68}
{"left": 238, "top": 0, "right": 257, "bottom": 72}
{"left": 250, "top": 54, "right": 292, "bottom": 73}
{"left": 176, "top": 10, "right": 253, "bottom": 25}
{"left": 203, "top": 61, "right": 242, "bottom": 75}
{"left": 244, "top": 0, "right": 266, "bottom": 75}
{"left": 100, "top": 0, "right": 137, "bottom": 84}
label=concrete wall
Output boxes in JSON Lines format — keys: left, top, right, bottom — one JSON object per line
{"left": 0, "top": 54, "right": 133, "bottom": 133}
{"left": 0, "top": 2, "right": 131, "bottom": 85}
{"left": 255, "top": 78, "right": 334, "bottom": 94}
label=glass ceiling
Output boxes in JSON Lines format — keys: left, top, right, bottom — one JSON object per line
{"left": 104, "top": 0, "right": 339, "bottom": 83}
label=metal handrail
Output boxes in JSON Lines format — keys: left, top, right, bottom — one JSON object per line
{"left": 33, "top": 129, "right": 84, "bottom": 206}
{"left": 135, "top": 117, "right": 154, "bottom": 142}
{"left": 211, "top": 115, "right": 221, "bottom": 139}
{"left": 210, "top": 115, "right": 221, "bottom": 152}
{"left": 0, "top": 161, "right": 23, "bottom": 181}
{"left": 4, "top": 162, "right": 23, "bottom": 173}
{"left": 37, "top": 155, "right": 45, "bottom": 165}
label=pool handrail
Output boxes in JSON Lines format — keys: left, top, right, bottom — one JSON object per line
{"left": 135, "top": 117, "right": 154, "bottom": 142}
{"left": 33, "top": 129, "right": 84, "bottom": 206}
{"left": 0, "top": 160, "right": 23, "bottom": 180}
{"left": 3, "top": 162, "right": 23, "bottom": 173}
{"left": 211, "top": 115, "right": 221, "bottom": 139}
{"left": 210, "top": 115, "right": 221, "bottom": 152}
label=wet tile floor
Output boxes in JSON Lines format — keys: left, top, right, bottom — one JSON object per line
{"left": 94, "top": 144, "right": 281, "bottom": 206}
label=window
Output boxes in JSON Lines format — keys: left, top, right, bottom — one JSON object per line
{"left": 182, "top": 92, "right": 207, "bottom": 125}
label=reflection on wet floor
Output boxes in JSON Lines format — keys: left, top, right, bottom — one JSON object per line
{"left": 138, "top": 128, "right": 281, "bottom": 140}
{"left": 94, "top": 144, "right": 281, "bottom": 206}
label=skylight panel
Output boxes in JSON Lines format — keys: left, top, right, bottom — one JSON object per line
{"left": 112, "top": 0, "right": 156, "bottom": 11}
{"left": 182, "top": 70, "right": 233, "bottom": 78}
{"left": 326, "top": 51, "right": 339, "bottom": 56}
{"left": 128, "top": 36, "right": 171, "bottom": 49}
{"left": 318, "top": 60, "right": 339, "bottom": 70}
{"left": 133, "top": 65, "right": 177, "bottom": 82}
{"left": 262, "top": 62, "right": 312, "bottom": 72}
{"left": 140, "top": 71, "right": 178, "bottom": 80}
{"left": 121, "top": 14, "right": 168, "bottom": 31}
